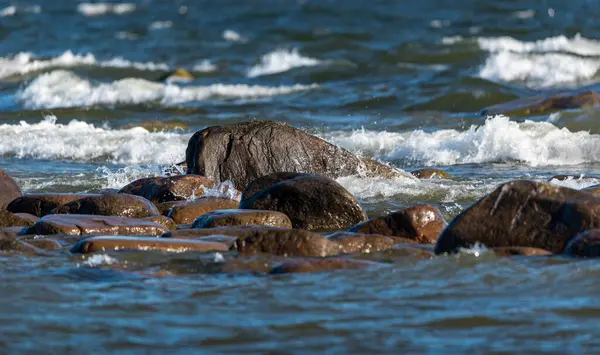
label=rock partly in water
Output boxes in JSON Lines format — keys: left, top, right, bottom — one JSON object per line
{"left": 239, "top": 173, "right": 367, "bottom": 231}
{"left": 348, "top": 205, "right": 446, "bottom": 243}
{"left": 435, "top": 180, "right": 600, "bottom": 255}
{"left": 192, "top": 209, "right": 292, "bottom": 229}
{"left": 326, "top": 232, "right": 403, "bottom": 254}
{"left": 564, "top": 229, "right": 600, "bottom": 257}
{"left": 481, "top": 90, "right": 600, "bottom": 116}
{"left": 0, "top": 210, "right": 37, "bottom": 228}
{"left": 185, "top": 120, "right": 403, "bottom": 190}
{"left": 0, "top": 231, "right": 43, "bottom": 254}
{"left": 581, "top": 184, "right": 600, "bottom": 198}
{"left": 270, "top": 258, "right": 374, "bottom": 274}
{"left": 157, "top": 68, "right": 195, "bottom": 82}
{"left": 141, "top": 215, "right": 177, "bottom": 230}
{"left": 7, "top": 193, "right": 100, "bottom": 217}
{"left": 240, "top": 172, "right": 307, "bottom": 202}
{"left": 20, "top": 214, "right": 168, "bottom": 236}
{"left": 71, "top": 236, "right": 228, "bottom": 254}
{"left": 410, "top": 169, "right": 452, "bottom": 179}
{"left": 155, "top": 201, "right": 186, "bottom": 216}
{"left": 168, "top": 197, "right": 239, "bottom": 224}
{"left": 491, "top": 247, "right": 553, "bottom": 257}
{"left": 52, "top": 194, "right": 159, "bottom": 218}
{"left": 119, "top": 175, "right": 215, "bottom": 204}
{"left": 20, "top": 238, "right": 63, "bottom": 250}
{"left": 0, "top": 169, "right": 23, "bottom": 210}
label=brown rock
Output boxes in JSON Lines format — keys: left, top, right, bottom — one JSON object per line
{"left": 491, "top": 247, "right": 552, "bottom": 257}
{"left": 0, "top": 169, "right": 22, "bottom": 210}
{"left": 410, "top": 169, "right": 452, "bottom": 179}
{"left": 240, "top": 172, "right": 307, "bottom": 202}
{"left": 168, "top": 197, "right": 239, "bottom": 224}
{"left": 230, "top": 227, "right": 342, "bottom": 257}
{"left": 327, "top": 232, "right": 411, "bottom": 254}
{"left": 192, "top": 209, "right": 292, "bottom": 229}
{"left": 435, "top": 180, "right": 600, "bottom": 255}
{"left": 141, "top": 215, "right": 177, "bottom": 230}
{"left": 20, "top": 214, "right": 168, "bottom": 236}
{"left": 0, "top": 230, "right": 42, "bottom": 254}
{"left": 0, "top": 210, "right": 37, "bottom": 228}
{"left": 71, "top": 236, "right": 228, "bottom": 254}
{"left": 20, "top": 238, "right": 63, "bottom": 250}
{"left": 239, "top": 174, "right": 367, "bottom": 231}
{"left": 564, "top": 229, "right": 600, "bottom": 257}
{"left": 14, "top": 213, "right": 39, "bottom": 224}
{"left": 119, "top": 175, "right": 215, "bottom": 204}
{"left": 348, "top": 205, "right": 446, "bottom": 243}
{"left": 196, "top": 235, "right": 238, "bottom": 248}
{"left": 52, "top": 194, "right": 159, "bottom": 218}
{"left": 270, "top": 258, "right": 373, "bottom": 274}
{"left": 185, "top": 120, "right": 402, "bottom": 190}
{"left": 481, "top": 90, "right": 600, "bottom": 116}
{"left": 7, "top": 193, "right": 99, "bottom": 217}
{"left": 548, "top": 175, "right": 600, "bottom": 182}
{"left": 582, "top": 184, "right": 600, "bottom": 198}
{"left": 155, "top": 201, "right": 185, "bottom": 216}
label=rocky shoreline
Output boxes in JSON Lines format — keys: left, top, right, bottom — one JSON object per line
{"left": 2, "top": 120, "right": 600, "bottom": 276}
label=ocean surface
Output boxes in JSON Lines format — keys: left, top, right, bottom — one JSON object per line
{"left": 2, "top": 0, "right": 600, "bottom": 353}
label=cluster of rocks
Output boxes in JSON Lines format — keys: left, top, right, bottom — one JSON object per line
{"left": 2, "top": 120, "right": 600, "bottom": 276}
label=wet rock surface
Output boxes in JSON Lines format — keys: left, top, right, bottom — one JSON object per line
{"left": 141, "top": 215, "right": 178, "bottom": 230}
{"left": 410, "top": 169, "right": 452, "bottom": 179}
{"left": 0, "top": 169, "right": 23, "bottom": 210}
{"left": 168, "top": 197, "right": 239, "bottom": 224}
{"left": 192, "top": 209, "right": 292, "bottom": 229}
{"left": 7, "top": 193, "right": 100, "bottom": 217}
{"left": 239, "top": 174, "right": 367, "bottom": 231}
{"left": 21, "top": 214, "right": 169, "bottom": 236}
{"left": 435, "top": 180, "right": 598, "bottom": 255}
{"left": 326, "top": 232, "right": 410, "bottom": 254}
{"left": 52, "top": 194, "right": 159, "bottom": 218}
{"left": 348, "top": 205, "right": 446, "bottom": 243}
{"left": 185, "top": 120, "right": 402, "bottom": 190}
{"left": 491, "top": 247, "right": 553, "bottom": 257}
{"left": 155, "top": 201, "right": 186, "bottom": 216}
{"left": 0, "top": 210, "right": 37, "bottom": 228}
{"left": 71, "top": 236, "right": 229, "bottom": 254}
{"left": 564, "top": 229, "right": 600, "bottom": 257}
{"left": 119, "top": 175, "right": 215, "bottom": 204}
{"left": 270, "top": 258, "right": 375, "bottom": 274}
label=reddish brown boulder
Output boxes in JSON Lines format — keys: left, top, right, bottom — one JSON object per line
{"left": 20, "top": 214, "right": 168, "bottom": 236}
{"left": 192, "top": 209, "right": 292, "bottom": 229}
{"left": 71, "top": 236, "right": 228, "bottom": 254}
{"left": 564, "top": 229, "right": 600, "bottom": 257}
{"left": 327, "top": 232, "right": 413, "bottom": 254}
{"left": 7, "top": 193, "right": 99, "bottom": 217}
{"left": 52, "top": 194, "right": 159, "bottom": 218}
{"left": 155, "top": 201, "right": 185, "bottom": 216}
{"left": 0, "top": 169, "right": 22, "bottom": 210}
{"left": 270, "top": 258, "right": 374, "bottom": 274}
{"left": 435, "top": 180, "right": 600, "bottom": 255}
{"left": 348, "top": 205, "right": 446, "bottom": 243}
{"left": 168, "top": 197, "right": 239, "bottom": 224}
{"left": 119, "top": 175, "right": 215, "bottom": 204}
{"left": 239, "top": 174, "right": 367, "bottom": 231}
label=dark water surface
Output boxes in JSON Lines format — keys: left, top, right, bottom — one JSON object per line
{"left": 2, "top": 0, "right": 600, "bottom": 353}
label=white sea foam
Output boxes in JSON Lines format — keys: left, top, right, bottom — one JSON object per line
{"left": 18, "top": 70, "right": 318, "bottom": 108}
{"left": 548, "top": 176, "right": 600, "bottom": 190}
{"left": 82, "top": 254, "right": 119, "bottom": 267}
{"left": 477, "top": 34, "right": 600, "bottom": 87}
{"left": 149, "top": 21, "right": 173, "bottom": 30}
{"left": 247, "top": 48, "right": 320, "bottom": 77}
{"left": 441, "top": 36, "right": 463, "bottom": 45}
{"left": 0, "top": 5, "right": 16, "bottom": 16}
{"left": 193, "top": 59, "right": 217, "bottom": 72}
{"left": 512, "top": 9, "right": 535, "bottom": 19}
{"left": 0, "top": 115, "right": 189, "bottom": 164}
{"left": 323, "top": 115, "right": 600, "bottom": 167}
{"left": 77, "top": 2, "right": 136, "bottom": 16}
{"left": 0, "top": 51, "right": 168, "bottom": 79}
{"left": 223, "top": 29, "right": 246, "bottom": 42}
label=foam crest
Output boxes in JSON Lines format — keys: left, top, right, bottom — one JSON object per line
{"left": 18, "top": 70, "right": 318, "bottom": 108}
{"left": 149, "top": 21, "right": 172, "bottom": 30}
{"left": 477, "top": 34, "right": 600, "bottom": 87}
{"left": 548, "top": 176, "right": 600, "bottom": 190}
{"left": 193, "top": 60, "right": 217, "bottom": 72}
{"left": 0, "top": 116, "right": 189, "bottom": 164}
{"left": 325, "top": 115, "right": 600, "bottom": 167}
{"left": 77, "top": 3, "right": 136, "bottom": 16}
{"left": 223, "top": 30, "right": 246, "bottom": 43}
{"left": 1, "top": 5, "right": 16, "bottom": 16}
{"left": 0, "top": 51, "right": 168, "bottom": 79}
{"left": 247, "top": 48, "right": 320, "bottom": 77}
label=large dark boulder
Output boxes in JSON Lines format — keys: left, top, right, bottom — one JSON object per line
{"left": 0, "top": 169, "right": 22, "bottom": 210}
{"left": 52, "top": 194, "right": 159, "bottom": 218}
{"left": 435, "top": 180, "right": 600, "bottom": 255}
{"left": 119, "top": 175, "right": 215, "bottom": 204}
{"left": 564, "top": 229, "right": 600, "bottom": 257}
{"left": 7, "top": 193, "right": 99, "bottom": 217}
{"left": 239, "top": 173, "right": 367, "bottom": 231}
{"left": 185, "top": 120, "right": 401, "bottom": 190}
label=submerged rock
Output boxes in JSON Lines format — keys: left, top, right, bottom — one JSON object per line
{"left": 168, "top": 197, "right": 239, "bottom": 224}
{"left": 0, "top": 169, "right": 22, "bottom": 210}
{"left": 270, "top": 258, "right": 374, "bottom": 274}
{"left": 53, "top": 194, "right": 159, "bottom": 218}
{"left": 435, "top": 180, "right": 600, "bottom": 255}
{"left": 71, "top": 236, "right": 228, "bottom": 254}
{"left": 348, "top": 205, "right": 446, "bottom": 243}
{"left": 410, "top": 169, "right": 452, "bottom": 179}
{"left": 185, "top": 120, "right": 402, "bottom": 190}
{"left": 564, "top": 229, "right": 600, "bottom": 257}
{"left": 239, "top": 174, "right": 367, "bottom": 231}
{"left": 21, "top": 214, "right": 168, "bottom": 236}
{"left": 119, "top": 175, "right": 215, "bottom": 204}
{"left": 0, "top": 231, "right": 43, "bottom": 254}
{"left": 481, "top": 90, "right": 600, "bottom": 116}
{"left": 192, "top": 209, "right": 292, "bottom": 229}
{"left": 491, "top": 247, "right": 553, "bottom": 257}
{"left": 7, "top": 193, "right": 99, "bottom": 217}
